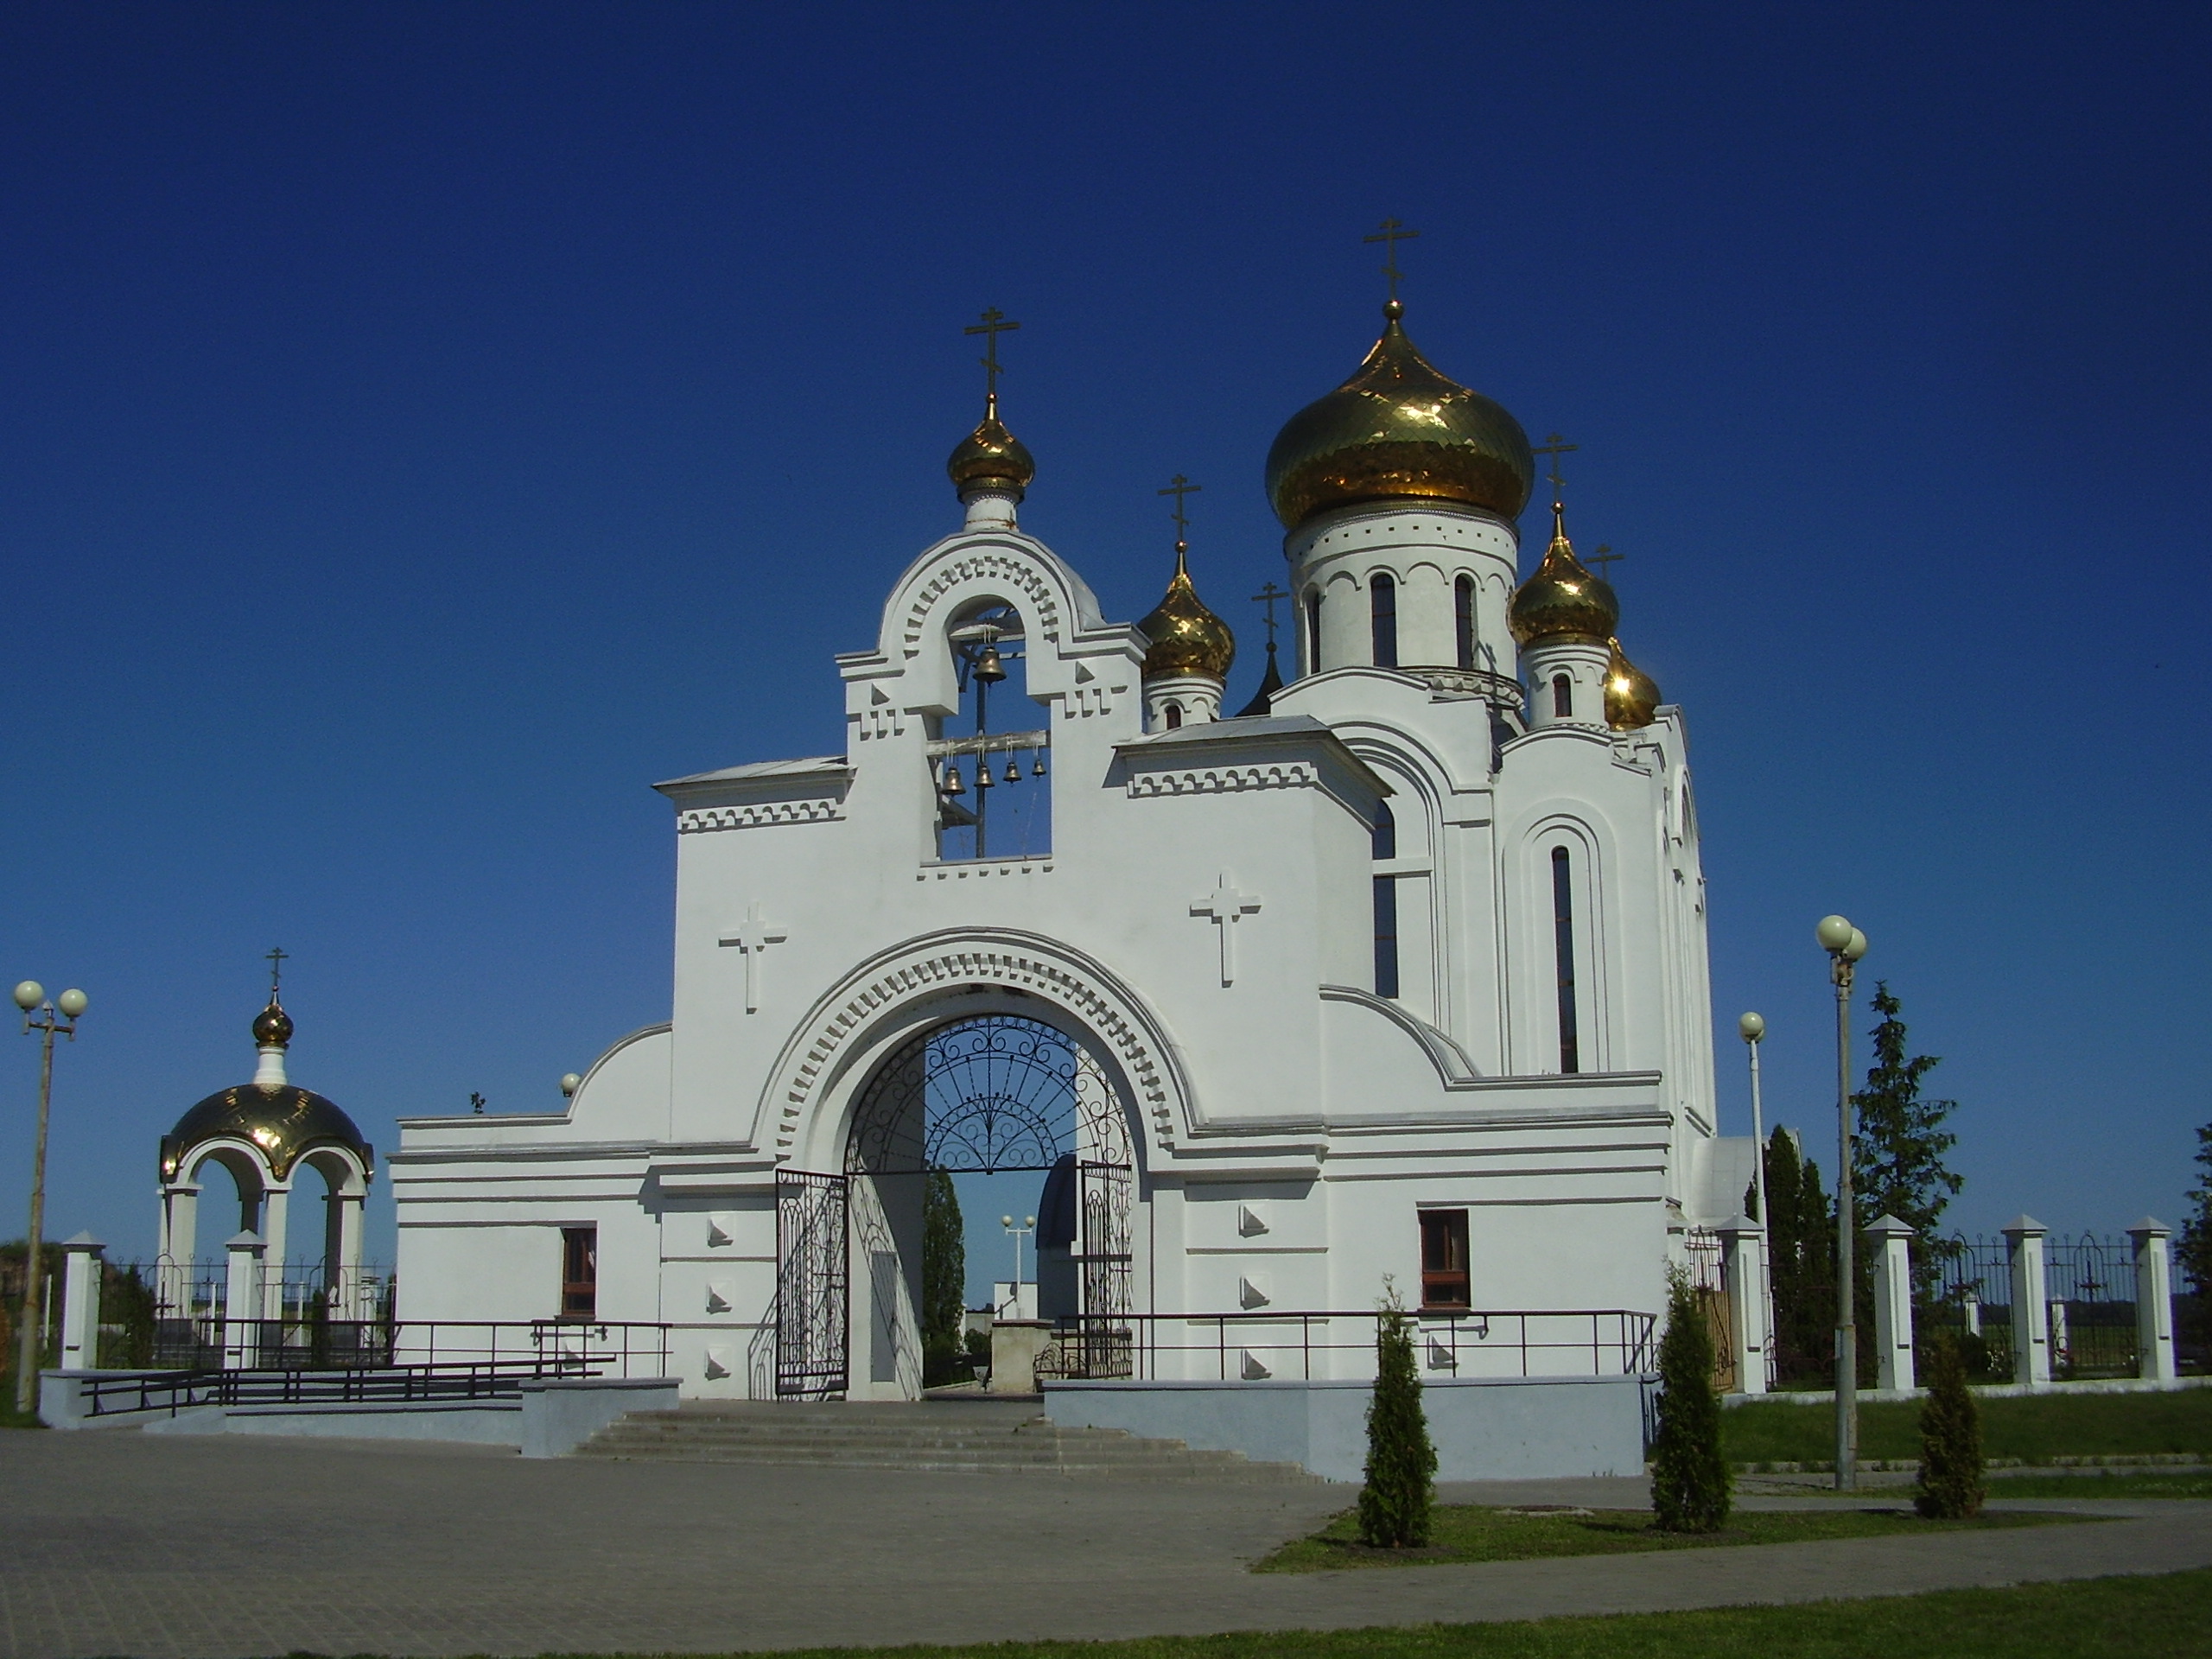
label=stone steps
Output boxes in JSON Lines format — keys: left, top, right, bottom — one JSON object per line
{"left": 572, "top": 1401, "right": 1321, "bottom": 1482}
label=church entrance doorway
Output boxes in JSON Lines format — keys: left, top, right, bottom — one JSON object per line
{"left": 773, "top": 1014, "right": 1137, "bottom": 1400}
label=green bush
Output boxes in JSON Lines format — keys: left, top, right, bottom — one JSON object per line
{"left": 1916, "top": 1332, "right": 1985, "bottom": 1518}
{"left": 1650, "top": 1265, "right": 1732, "bottom": 1531}
{"left": 1357, "top": 1289, "right": 1435, "bottom": 1548}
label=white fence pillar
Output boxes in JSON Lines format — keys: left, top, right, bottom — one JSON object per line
{"left": 223, "top": 1230, "right": 266, "bottom": 1370}
{"left": 1715, "top": 1215, "right": 1769, "bottom": 1394}
{"left": 58, "top": 1233, "right": 105, "bottom": 1370}
{"left": 2128, "top": 1217, "right": 2177, "bottom": 1385}
{"left": 1867, "top": 1213, "right": 1916, "bottom": 1392}
{"left": 2003, "top": 1215, "right": 2050, "bottom": 1387}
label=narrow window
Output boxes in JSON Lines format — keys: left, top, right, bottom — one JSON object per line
{"left": 561, "top": 1226, "right": 598, "bottom": 1319}
{"left": 1305, "top": 588, "right": 1324, "bottom": 674}
{"left": 1164, "top": 702, "right": 1182, "bottom": 729}
{"left": 1454, "top": 575, "right": 1477, "bottom": 671}
{"left": 1551, "top": 846, "right": 1580, "bottom": 1074}
{"left": 1373, "top": 802, "right": 1399, "bottom": 999}
{"left": 1370, "top": 574, "right": 1398, "bottom": 667}
{"left": 1420, "top": 1210, "right": 1471, "bottom": 1309}
{"left": 1552, "top": 673, "right": 1573, "bottom": 718}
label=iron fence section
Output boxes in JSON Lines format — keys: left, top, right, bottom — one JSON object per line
{"left": 1924, "top": 1233, "right": 2141, "bottom": 1379}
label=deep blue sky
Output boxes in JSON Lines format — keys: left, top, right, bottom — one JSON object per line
{"left": 3, "top": 3, "right": 2207, "bottom": 1280}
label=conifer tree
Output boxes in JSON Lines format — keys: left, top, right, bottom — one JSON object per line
{"left": 921, "top": 1169, "right": 967, "bottom": 1385}
{"left": 1762, "top": 1128, "right": 1835, "bottom": 1381}
{"left": 2179, "top": 1120, "right": 2212, "bottom": 1353}
{"left": 1357, "top": 1287, "right": 1436, "bottom": 1548}
{"left": 1851, "top": 982, "right": 1964, "bottom": 1300}
{"left": 1649, "top": 1264, "right": 1732, "bottom": 1532}
{"left": 1915, "top": 1331, "right": 1985, "bottom": 1518}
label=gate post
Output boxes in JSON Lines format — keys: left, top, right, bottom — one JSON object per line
{"left": 1866, "top": 1214, "right": 1916, "bottom": 1392}
{"left": 2002, "top": 1216, "right": 2050, "bottom": 1387}
{"left": 224, "top": 1230, "right": 266, "bottom": 1370}
{"left": 1714, "top": 1215, "right": 1768, "bottom": 1395}
{"left": 2127, "top": 1217, "right": 2177, "bottom": 1385}
{"left": 58, "top": 1233, "right": 105, "bottom": 1370}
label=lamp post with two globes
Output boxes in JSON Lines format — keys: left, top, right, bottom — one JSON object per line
{"left": 1738, "top": 1011, "right": 1774, "bottom": 1390}
{"left": 1815, "top": 915, "right": 1869, "bottom": 1491}
{"left": 1001, "top": 1213, "right": 1035, "bottom": 1319}
{"left": 13, "top": 980, "right": 87, "bottom": 1414}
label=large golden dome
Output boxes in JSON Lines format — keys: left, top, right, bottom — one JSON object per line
{"left": 947, "top": 392, "right": 1035, "bottom": 499}
{"left": 1605, "top": 637, "right": 1662, "bottom": 729}
{"left": 162, "top": 1084, "right": 371, "bottom": 1182}
{"left": 1265, "top": 301, "right": 1535, "bottom": 531}
{"left": 1138, "top": 547, "right": 1236, "bottom": 681}
{"left": 1508, "top": 504, "right": 1619, "bottom": 645}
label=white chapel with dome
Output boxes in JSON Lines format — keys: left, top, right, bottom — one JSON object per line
{"left": 391, "top": 278, "right": 1751, "bottom": 1424}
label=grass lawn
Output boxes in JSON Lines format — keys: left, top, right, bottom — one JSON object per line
{"left": 1724, "top": 1386, "right": 2212, "bottom": 1465}
{"left": 1984, "top": 1469, "right": 2212, "bottom": 1500}
{"left": 1249, "top": 1503, "right": 2083, "bottom": 1572}
{"left": 483, "top": 1570, "right": 2212, "bottom": 1656}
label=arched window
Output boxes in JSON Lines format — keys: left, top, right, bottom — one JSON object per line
{"left": 1370, "top": 574, "right": 1398, "bottom": 668}
{"left": 1373, "top": 802, "right": 1399, "bottom": 999}
{"left": 1551, "top": 845, "right": 1580, "bottom": 1074}
{"left": 1164, "top": 702, "right": 1182, "bottom": 729}
{"left": 1305, "top": 588, "right": 1324, "bottom": 674}
{"left": 1552, "top": 673, "right": 1573, "bottom": 719}
{"left": 1454, "top": 575, "right": 1477, "bottom": 671}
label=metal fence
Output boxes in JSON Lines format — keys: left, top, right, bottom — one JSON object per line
{"left": 139, "top": 1259, "right": 396, "bottom": 1325}
{"left": 1035, "top": 1308, "right": 1657, "bottom": 1383}
{"left": 1925, "top": 1233, "right": 2140, "bottom": 1379}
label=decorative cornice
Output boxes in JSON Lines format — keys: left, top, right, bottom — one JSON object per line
{"left": 677, "top": 799, "right": 845, "bottom": 833}
{"left": 901, "top": 550, "right": 1063, "bottom": 658}
{"left": 1127, "top": 761, "right": 1319, "bottom": 798}
{"left": 762, "top": 930, "right": 1188, "bottom": 1161}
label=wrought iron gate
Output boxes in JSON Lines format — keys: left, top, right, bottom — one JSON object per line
{"left": 775, "top": 1169, "right": 849, "bottom": 1399}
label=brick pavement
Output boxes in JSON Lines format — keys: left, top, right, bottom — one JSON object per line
{"left": 3, "top": 1429, "right": 2208, "bottom": 1659}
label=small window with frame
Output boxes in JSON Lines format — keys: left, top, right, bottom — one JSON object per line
{"left": 560, "top": 1226, "right": 598, "bottom": 1319}
{"left": 1418, "top": 1209, "right": 1470, "bottom": 1309}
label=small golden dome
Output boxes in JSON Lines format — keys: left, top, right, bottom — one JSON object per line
{"left": 947, "top": 392, "right": 1035, "bottom": 499}
{"left": 1508, "top": 503, "right": 1619, "bottom": 645}
{"left": 1265, "top": 301, "right": 1535, "bottom": 531}
{"left": 1138, "top": 547, "right": 1236, "bottom": 681}
{"left": 1605, "top": 638, "right": 1662, "bottom": 729}
{"left": 251, "top": 999, "right": 293, "bottom": 1049}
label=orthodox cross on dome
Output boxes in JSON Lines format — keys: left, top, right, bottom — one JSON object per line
{"left": 964, "top": 308, "right": 1021, "bottom": 405}
{"left": 1363, "top": 218, "right": 1420, "bottom": 300}
{"left": 1533, "top": 432, "right": 1578, "bottom": 505}
{"left": 1250, "top": 582, "right": 1287, "bottom": 650}
{"left": 264, "top": 945, "right": 288, "bottom": 1001}
{"left": 1191, "top": 876, "right": 1262, "bottom": 987}
{"left": 1158, "top": 474, "right": 1202, "bottom": 550}
{"left": 718, "top": 902, "right": 788, "bottom": 1014}
{"left": 1590, "top": 543, "right": 1625, "bottom": 583}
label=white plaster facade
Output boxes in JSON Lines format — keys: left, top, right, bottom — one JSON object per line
{"left": 394, "top": 317, "right": 1749, "bottom": 1401}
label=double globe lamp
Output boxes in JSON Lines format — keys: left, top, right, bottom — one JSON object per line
{"left": 13, "top": 979, "right": 88, "bottom": 1414}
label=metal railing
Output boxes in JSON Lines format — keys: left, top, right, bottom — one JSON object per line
{"left": 77, "top": 1319, "right": 671, "bottom": 1419}
{"left": 1036, "top": 1308, "right": 1657, "bottom": 1383}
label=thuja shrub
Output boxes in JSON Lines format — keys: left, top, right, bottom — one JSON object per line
{"left": 1650, "top": 1263, "right": 1732, "bottom": 1532}
{"left": 1916, "top": 1331, "right": 1986, "bottom": 1518}
{"left": 1357, "top": 1288, "right": 1437, "bottom": 1548}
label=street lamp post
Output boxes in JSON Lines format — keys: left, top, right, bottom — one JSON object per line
{"left": 1738, "top": 1012, "right": 1775, "bottom": 1390}
{"left": 1815, "top": 916, "right": 1868, "bottom": 1491}
{"left": 13, "top": 981, "right": 86, "bottom": 1415}
{"left": 1000, "top": 1213, "right": 1035, "bottom": 1319}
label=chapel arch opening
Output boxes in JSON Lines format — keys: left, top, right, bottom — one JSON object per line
{"left": 773, "top": 1007, "right": 1142, "bottom": 1402}
{"left": 934, "top": 599, "right": 1052, "bottom": 861}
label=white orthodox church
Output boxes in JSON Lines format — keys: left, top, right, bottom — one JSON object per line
{"left": 392, "top": 291, "right": 1751, "bottom": 1404}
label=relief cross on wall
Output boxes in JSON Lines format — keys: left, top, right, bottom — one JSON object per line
{"left": 1191, "top": 875, "right": 1262, "bottom": 987}
{"left": 718, "top": 902, "right": 789, "bottom": 1013}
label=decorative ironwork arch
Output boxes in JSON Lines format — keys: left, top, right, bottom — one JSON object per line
{"left": 843, "top": 1015, "right": 1130, "bottom": 1176}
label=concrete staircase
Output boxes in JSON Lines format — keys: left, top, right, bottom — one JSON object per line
{"left": 572, "top": 1398, "right": 1322, "bottom": 1482}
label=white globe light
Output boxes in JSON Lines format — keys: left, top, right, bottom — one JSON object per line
{"left": 1815, "top": 915, "right": 1854, "bottom": 952}
{"left": 1001, "top": 1215, "right": 1013, "bottom": 1228}
{"left": 559, "top": 1072, "right": 582, "bottom": 1097}
{"left": 1738, "top": 1011, "right": 1765, "bottom": 1042}
{"left": 1844, "top": 928, "right": 1869, "bottom": 962}
{"left": 1025, "top": 1215, "right": 1036, "bottom": 1229}
{"left": 12, "top": 981, "right": 42, "bottom": 1012}
{"left": 56, "top": 988, "right": 86, "bottom": 1019}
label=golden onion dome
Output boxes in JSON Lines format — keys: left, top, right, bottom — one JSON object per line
{"left": 1265, "top": 300, "right": 1535, "bottom": 531}
{"left": 1508, "top": 503, "right": 1619, "bottom": 645}
{"left": 162, "top": 1084, "right": 371, "bottom": 1183}
{"left": 1605, "top": 637, "right": 1662, "bottom": 729}
{"left": 946, "top": 392, "right": 1035, "bottom": 499}
{"left": 1137, "top": 547, "right": 1236, "bottom": 681}
{"left": 251, "top": 998, "right": 293, "bottom": 1049}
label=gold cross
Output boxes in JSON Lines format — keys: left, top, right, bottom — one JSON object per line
{"left": 1158, "top": 474, "right": 1202, "bottom": 543}
{"left": 1532, "top": 431, "right": 1578, "bottom": 500}
{"left": 264, "top": 945, "right": 288, "bottom": 999}
{"left": 1590, "top": 544, "right": 1624, "bottom": 582}
{"left": 1363, "top": 219, "right": 1420, "bottom": 299}
{"left": 1250, "top": 582, "right": 1287, "bottom": 648}
{"left": 964, "top": 308, "right": 1021, "bottom": 402}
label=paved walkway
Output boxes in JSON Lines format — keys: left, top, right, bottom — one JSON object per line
{"left": 3, "top": 1430, "right": 2208, "bottom": 1658}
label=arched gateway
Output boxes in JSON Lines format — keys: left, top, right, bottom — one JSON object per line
{"left": 775, "top": 1012, "right": 1137, "bottom": 1400}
